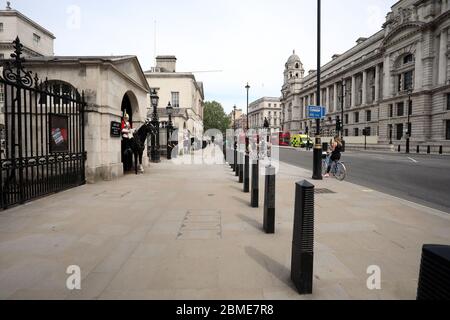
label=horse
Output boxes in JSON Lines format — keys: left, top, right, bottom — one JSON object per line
{"left": 123, "top": 119, "right": 156, "bottom": 175}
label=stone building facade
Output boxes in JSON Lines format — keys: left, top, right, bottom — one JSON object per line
{"left": 281, "top": 0, "right": 450, "bottom": 151}
{"left": 144, "top": 56, "right": 204, "bottom": 150}
{"left": 0, "top": 5, "right": 54, "bottom": 59}
{"left": 0, "top": 5, "right": 151, "bottom": 183}
{"left": 248, "top": 97, "right": 282, "bottom": 132}
{"left": 229, "top": 108, "right": 243, "bottom": 129}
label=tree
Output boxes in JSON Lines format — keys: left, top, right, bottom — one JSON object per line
{"left": 203, "top": 101, "right": 230, "bottom": 134}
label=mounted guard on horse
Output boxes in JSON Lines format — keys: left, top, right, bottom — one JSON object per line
{"left": 122, "top": 114, "right": 157, "bottom": 175}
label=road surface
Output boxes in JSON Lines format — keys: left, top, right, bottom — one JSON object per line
{"left": 278, "top": 147, "right": 450, "bottom": 213}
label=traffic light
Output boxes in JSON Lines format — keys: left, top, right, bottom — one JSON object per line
{"left": 336, "top": 117, "right": 341, "bottom": 132}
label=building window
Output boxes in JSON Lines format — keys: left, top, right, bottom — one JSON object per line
{"left": 446, "top": 121, "right": 450, "bottom": 140}
{"left": 396, "top": 123, "right": 403, "bottom": 140}
{"left": 365, "top": 127, "right": 371, "bottom": 136}
{"left": 171, "top": 92, "right": 179, "bottom": 108}
{"left": 388, "top": 124, "right": 393, "bottom": 143}
{"left": 403, "top": 54, "right": 413, "bottom": 64}
{"left": 0, "top": 53, "right": 4, "bottom": 59}
{"left": 345, "top": 114, "right": 349, "bottom": 125}
{"left": 404, "top": 71, "right": 413, "bottom": 91}
{"left": 447, "top": 93, "right": 450, "bottom": 110}
{"left": 397, "top": 102, "right": 404, "bottom": 117}
{"left": 366, "top": 110, "right": 372, "bottom": 122}
{"left": 354, "top": 112, "right": 359, "bottom": 123}
{"left": 344, "top": 129, "right": 349, "bottom": 137}
{"left": 389, "top": 104, "right": 393, "bottom": 118}
{"left": 269, "top": 103, "right": 272, "bottom": 108}
{"left": 0, "top": 23, "right": 3, "bottom": 32}
{"left": 408, "top": 100, "right": 413, "bottom": 116}
{"left": 33, "top": 33, "right": 41, "bottom": 46}
{"left": 354, "top": 128, "right": 359, "bottom": 136}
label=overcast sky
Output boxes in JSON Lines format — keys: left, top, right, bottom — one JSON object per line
{"left": 13, "top": 0, "right": 395, "bottom": 113}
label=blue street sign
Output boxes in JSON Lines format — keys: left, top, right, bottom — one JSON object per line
{"left": 308, "top": 106, "right": 326, "bottom": 119}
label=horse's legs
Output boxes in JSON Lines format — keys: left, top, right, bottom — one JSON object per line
{"left": 134, "top": 152, "right": 138, "bottom": 175}
{"left": 138, "top": 152, "right": 144, "bottom": 173}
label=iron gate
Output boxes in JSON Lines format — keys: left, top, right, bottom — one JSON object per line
{"left": 0, "top": 38, "right": 86, "bottom": 210}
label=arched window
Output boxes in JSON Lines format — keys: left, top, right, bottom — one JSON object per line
{"left": 295, "top": 63, "right": 299, "bottom": 69}
{"left": 394, "top": 53, "right": 415, "bottom": 93}
{"left": 39, "top": 80, "right": 80, "bottom": 105}
{"left": 403, "top": 54, "right": 413, "bottom": 65}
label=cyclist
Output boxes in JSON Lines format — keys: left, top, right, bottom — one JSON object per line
{"left": 324, "top": 136, "right": 343, "bottom": 178}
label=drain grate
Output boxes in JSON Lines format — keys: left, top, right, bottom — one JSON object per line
{"left": 177, "top": 210, "right": 222, "bottom": 240}
{"left": 315, "top": 188, "right": 336, "bottom": 194}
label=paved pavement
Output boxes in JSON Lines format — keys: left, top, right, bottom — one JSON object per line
{"left": 0, "top": 145, "right": 449, "bottom": 300}
{"left": 278, "top": 146, "right": 450, "bottom": 213}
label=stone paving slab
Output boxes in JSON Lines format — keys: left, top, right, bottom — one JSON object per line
{"left": 0, "top": 145, "right": 449, "bottom": 300}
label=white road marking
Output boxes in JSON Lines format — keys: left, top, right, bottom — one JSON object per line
{"left": 408, "top": 157, "right": 418, "bottom": 163}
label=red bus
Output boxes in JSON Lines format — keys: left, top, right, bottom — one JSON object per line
{"left": 279, "top": 132, "right": 291, "bottom": 146}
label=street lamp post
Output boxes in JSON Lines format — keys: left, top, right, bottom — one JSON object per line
{"left": 166, "top": 102, "right": 174, "bottom": 160}
{"left": 233, "top": 105, "right": 238, "bottom": 175}
{"left": 244, "top": 83, "right": 250, "bottom": 193}
{"left": 406, "top": 88, "right": 413, "bottom": 154}
{"left": 150, "top": 89, "right": 161, "bottom": 163}
{"left": 312, "top": 0, "right": 323, "bottom": 180}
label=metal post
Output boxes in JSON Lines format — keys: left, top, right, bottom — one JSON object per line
{"left": 417, "top": 145, "right": 420, "bottom": 154}
{"left": 167, "top": 110, "right": 173, "bottom": 160}
{"left": 263, "top": 165, "right": 276, "bottom": 233}
{"left": 239, "top": 152, "right": 244, "bottom": 183}
{"left": 406, "top": 90, "right": 412, "bottom": 154}
{"left": 291, "top": 180, "right": 315, "bottom": 295}
{"left": 251, "top": 133, "right": 260, "bottom": 208}
{"left": 233, "top": 106, "right": 237, "bottom": 173}
{"left": 312, "top": 0, "right": 323, "bottom": 181}
{"left": 150, "top": 89, "right": 161, "bottom": 163}
{"left": 427, "top": 146, "right": 431, "bottom": 154}
{"left": 244, "top": 83, "right": 250, "bottom": 193}
{"left": 251, "top": 159, "right": 259, "bottom": 208}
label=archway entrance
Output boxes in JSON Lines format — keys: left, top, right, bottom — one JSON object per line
{"left": 121, "top": 93, "right": 134, "bottom": 172}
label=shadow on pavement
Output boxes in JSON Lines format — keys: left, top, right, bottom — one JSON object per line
{"left": 245, "top": 246, "right": 296, "bottom": 291}
{"left": 236, "top": 213, "right": 262, "bottom": 231}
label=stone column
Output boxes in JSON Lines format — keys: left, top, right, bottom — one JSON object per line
{"left": 375, "top": 64, "right": 380, "bottom": 102}
{"left": 326, "top": 86, "right": 330, "bottom": 111}
{"left": 438, "top": 28, "right": 448, "bottom": 85}
{"left": 383, "top": 55, "right": 392, "bottom": 99}
{"left": 351, "top": 75, "right": 356, "bottom": 107}
{"left": 333, "top": 83, "right": 338, "bottom": 112}
{"left": 362, "top": 70, "right": 368, "bottom": 105}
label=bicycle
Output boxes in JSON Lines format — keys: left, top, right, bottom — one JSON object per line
{"left": 322, "top": 153, "right": 347, "bottom": 181}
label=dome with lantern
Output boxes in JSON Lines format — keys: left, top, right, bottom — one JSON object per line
{"left": 284, "top": 50, "right": 304, "bottom": 83}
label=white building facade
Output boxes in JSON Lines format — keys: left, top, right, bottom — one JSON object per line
{"left": 0, "top": 5, "right": 54, "bottom": 58}
{"left": 248, "top": 97, "right": 282, "bottom": 132}
{"left": 281, "top": 0, "right": 450, "bottom": 151}
{"left": 145, "top": 56, "right": 204, "bottom": 151}
{"left": 1, "top": 5, "right": 151, "bottom": 183}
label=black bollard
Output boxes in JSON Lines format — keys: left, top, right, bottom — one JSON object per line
{"left": 239, "top": 152, "right": 244, "bottom": 183}
{"left": 417, "top": 245, "right": 450, "bottom": 300}
{"left": 291, "top": 180, "right": 315, "bottom": 295}
{"left": 251, "top": 159, "right": 259, "bottom": 208}
{"left": 439, "top": 146, "right": 443, "bottom": 155}
{"left": 244, "top": 154, "right": 250, "bottom": 193}
{"left": 233, "top": 147, "right": 239, "bottom": 172}
{"left": 417, "top": 145, "right": 420, "bottom": 154}
{"left": 398, "top": 145, "right": 401, "bottom": 153}
{"left": 427, "top": 146, "right": 431, "bottom": 154}
{"left": 263, "top": 165, "right": 276, "bottom": 234}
